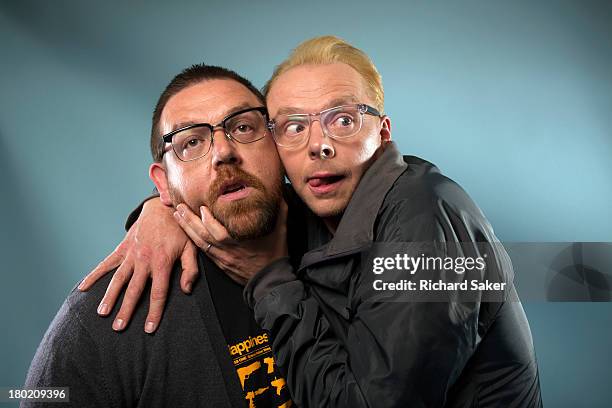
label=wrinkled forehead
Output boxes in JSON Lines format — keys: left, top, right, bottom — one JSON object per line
{"left": 266, "top": 63, "right": 371, "bottom": 116}
{"left": 160, "top": 80, "right": 261, "bottom": 134}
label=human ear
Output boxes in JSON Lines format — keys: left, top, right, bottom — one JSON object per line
{"left": 379, "top": 115, "right": 391, "bottom": 142}
{"left": 149, "top": 162, "right": 173, "bottom": 206}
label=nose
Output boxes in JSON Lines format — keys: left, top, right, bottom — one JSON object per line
{"left": 307, "top": 118, "right": 332, "bottom": 160}
{"left": 210, "top": 128, "right": 241, "bottom": 168}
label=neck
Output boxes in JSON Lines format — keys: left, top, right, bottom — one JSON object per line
{"left": 322, "top": 215, "right": 341, "bottom": 234}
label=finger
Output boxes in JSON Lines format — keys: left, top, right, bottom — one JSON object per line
{"left": 200, "top": 205, "right": 233, "bottom": 244}
{"left": 112, "top": 262, "right": 149, "bottom": 332}
{"left": 144, "top": 269, "right": 171, "bottom": 334}
{"left": 174, "top": 204, "right": 215, "bottom": 249}
{"left": 203, "top": 251, "right": 246, "bottom": 286}
{"left": 206, "top": 248, "right": 251, "bottom": 286}
{"left": 97, "top": 255, "right": 134, "bottom": 316}
{"left": 80, "top": 248, "right": 125, "bottom": 291}
{"left": 179, "top": 241, "right": 199, "bottom": 294}
{"left": 205, "top": 245, "right": 236, "bottom": 272}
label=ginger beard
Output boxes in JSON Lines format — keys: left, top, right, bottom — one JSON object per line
{"left": 169, "top": 165, "right": 282, "bottom": 241}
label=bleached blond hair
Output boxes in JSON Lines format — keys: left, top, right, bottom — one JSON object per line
{"left": 263, "top": 36, "right": 384, "bottom": 113}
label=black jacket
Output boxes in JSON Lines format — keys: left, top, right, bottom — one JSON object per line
{"left": 244, "top": 142, "right": 542, "bottom": 407}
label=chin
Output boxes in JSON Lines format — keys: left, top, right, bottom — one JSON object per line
{"left": 213, "top": 193, "right": 281, "bottom": 241}
{"left": 309, "top": 199, "right": 346, "bottom": 219}
{"left": 223, "top": 210, "right": 275, "bottom": 241}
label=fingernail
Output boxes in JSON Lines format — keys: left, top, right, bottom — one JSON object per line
{"left": 200, "top": 206, "right": 205, "bottom": 219}
{"left": 113, "top": 318, "right": 125, "bottom": 331}
{"left": 145, "top": 321, "right": 156, "bottom": 333}
{"left": 97, "top": 303, "right": 109, "bottom": 315}
{"left": 173, "top": 211, "right": 180, "bottom": 221}
{"left": 78, "top": 280, "right": 86, "bottom": 290}
{"left": 177, "top": 205, "right": 185, "bottom": 217}
{"left": 185, "top": 282, "right": 192, "bottom": 293}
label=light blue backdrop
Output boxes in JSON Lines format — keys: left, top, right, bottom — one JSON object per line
{"left": 1, "top": 1, "right": 611, "bottom": 406}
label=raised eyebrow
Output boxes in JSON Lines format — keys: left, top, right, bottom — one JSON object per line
{"left": 275, "top": 106, "right": 307, "bottom": 116}
{"left": 169, "top": 121, "right": 202, "bottom": 133}
{"left": 275, "top": 96, "right": 360, "bottom": 116}
{"left": 221, "top": 103, "right": 259, "bottom": 120}
{"left": 168, "top": 103, "right": 258, "bottom": 132}
{"left": 325, "top": 96, "right": 359, "bottom": 109}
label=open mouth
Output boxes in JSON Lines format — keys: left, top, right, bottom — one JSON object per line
{"left": 221, "top": 182, "right": 247, "bottom": 196}
{"left": 306, "top": 173, "right": 346, "bottom": 195}
{"left": 307, "top": 175, "right": 344, "bottom": 187}
{"left": 217, "top": 179, "right": 252, "bottom": 201}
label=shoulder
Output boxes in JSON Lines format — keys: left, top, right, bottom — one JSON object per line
{"left": 383, "top": 156, "right": 479, "bottom": 214}
{"left": 68, "top": 262, "right": 199, "bottom": 336}
{"left": 34, "top": 272, "right": 155, "bottom": 364}
{"left": 376, "top": 156, "right": 494, "bottom": 242}
{"left": 24, "top": 279, "right": 117, "bottom": 403}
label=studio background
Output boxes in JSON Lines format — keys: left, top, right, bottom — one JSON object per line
{"left": 1, "top": 1, "right": 611, "bottom": 406}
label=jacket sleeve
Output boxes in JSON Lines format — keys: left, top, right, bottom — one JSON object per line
{"left": 245, "top": 260, "right": 371, "bottom": 407}
{"left": 124, "top": 192, "right": 159, "bottom": 231}
{"left": 245, "top": 189, "right": 509, "bottom": 407}
{"left": 22, "top": 300, "right": 114, "bottom": 408}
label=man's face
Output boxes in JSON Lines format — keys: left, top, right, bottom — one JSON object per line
{"left": 266, "top": 63, "right": 390, "bottom": 227}
{"left": 154, "top": 79, "right": 284, "bottom": 240}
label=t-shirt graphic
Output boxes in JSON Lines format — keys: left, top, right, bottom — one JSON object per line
{"left": 229, "top": 332, "right": 292, "bottom": 407}
{"left": 205, "top": 256, "right": 293, "bottom": 407}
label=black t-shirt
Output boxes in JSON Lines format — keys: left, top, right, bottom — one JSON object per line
{"left": 205, "top": 255, "right": 292, "bottom": 408}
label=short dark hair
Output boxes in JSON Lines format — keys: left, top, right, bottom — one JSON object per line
{"left": 150, "top": 64, "right": 265, "bottom": 162}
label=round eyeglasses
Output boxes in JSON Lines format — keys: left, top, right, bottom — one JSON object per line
{"left": 267, "top": 103, "right": 381, "bottom": 149}
{"left": 162, "top": 107, "right": 268, "bottom": 161}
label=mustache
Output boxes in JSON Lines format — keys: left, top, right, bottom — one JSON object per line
{"left": 208, "top": 165, "right": 267, "bottom": 204}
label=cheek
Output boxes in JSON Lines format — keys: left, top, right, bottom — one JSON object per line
{"left": 341, "top": 136, "right": 381, "bottom": 172}
{"left": 168, "top": 165, "right": 209, "bottom": 199}
{"left": 168, "top": 165, "right": 186, "bottom": 190}
{"left": 261, "top": 142, "right": 282, "bottom": 175}
{"left": 278, "top": 150, "right": 303, "bottom": 184}
{"left": 356, "top": 130, "right": 383, "bottom": 162}
{"left": 259, "top": 159, "right": 283, "bottom": 189}
{"left": 339, "top": 133, "right": 382, "bottom": 185}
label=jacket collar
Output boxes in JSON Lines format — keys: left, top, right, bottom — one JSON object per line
{"left": 323, "top": 141, "right": 407, "bottom": 257}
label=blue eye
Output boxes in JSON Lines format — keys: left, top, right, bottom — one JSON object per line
{"left": 330, "top": 114, "right": 354, "bottom": 128}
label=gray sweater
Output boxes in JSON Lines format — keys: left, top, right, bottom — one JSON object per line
{"left": 23, "top": 254, "right": 245, "bottom": 408}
